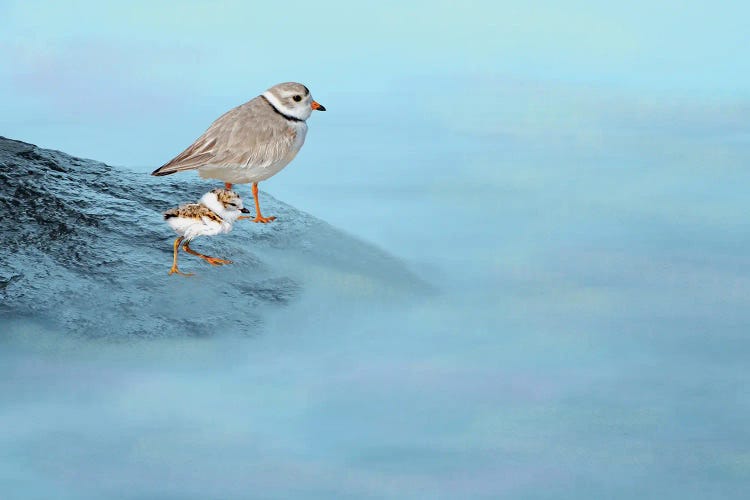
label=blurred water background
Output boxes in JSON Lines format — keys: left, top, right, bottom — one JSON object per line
{"left": 1, "top": 1, "right": 748, "bottom": 498}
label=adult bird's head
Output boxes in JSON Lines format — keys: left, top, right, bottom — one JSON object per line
{"left": 263, "top": 82, "right": 326, "bottom": 122}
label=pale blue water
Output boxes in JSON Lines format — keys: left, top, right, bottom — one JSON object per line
{"left": 1, "top": 2, "right": 749, "bottom": 498}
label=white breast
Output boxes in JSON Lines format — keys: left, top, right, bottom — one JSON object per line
{"left": 198, "top": 122, "right": 308, "bottom": 184}
{"left": 167, "top": 216, "right": 232, "bottom": 241}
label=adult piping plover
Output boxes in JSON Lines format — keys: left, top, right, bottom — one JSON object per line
{"left": 164, "top": 188, "right": 249, "bottom": 276}
{"left": 152, "top": 82, "right": 326, "bottom": 223}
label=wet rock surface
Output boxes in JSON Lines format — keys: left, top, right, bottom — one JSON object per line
{"left": 0, "top": 137, "right": 422, "bottom": 338}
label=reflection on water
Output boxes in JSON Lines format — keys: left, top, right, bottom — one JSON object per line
{"left": 2, "top": 81, "right": 749, "bottom": 499}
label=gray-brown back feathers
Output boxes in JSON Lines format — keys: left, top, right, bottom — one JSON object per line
{"left": 151, "top": 83, "right": 311, "bottom": 177}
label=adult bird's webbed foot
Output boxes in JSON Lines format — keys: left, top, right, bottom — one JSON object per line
{"left": 244, "top": 181, "right": 276, "bottom": 223}
{"left": 238, "top": 214, "right": 276, "bottom": 223}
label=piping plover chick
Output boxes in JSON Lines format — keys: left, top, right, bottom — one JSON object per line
{"left": 152, "top": 82, "right": 326, "bottom": 223}
{"left": 163, "top": 188, "right": 249, "bottom": 276}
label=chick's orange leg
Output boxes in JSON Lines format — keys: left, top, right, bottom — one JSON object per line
{"left": 168, "top": 237, "right": 194, "bottom": 277}
{"left": 182, "top": 241, "right": 232, "bottom": 266}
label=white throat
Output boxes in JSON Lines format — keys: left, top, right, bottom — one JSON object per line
{"left": 221, "top": 208, "right": 242, "bottom": 223}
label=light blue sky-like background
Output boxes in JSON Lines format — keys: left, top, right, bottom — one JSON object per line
{"left": 2, "top": 0, "right": 748, "bottom": 249}
{"left": 1, "top": 1, "right": 749, "bottom": 498}
{"left": 2, "top": 0, "right": 748, "bottom": 163}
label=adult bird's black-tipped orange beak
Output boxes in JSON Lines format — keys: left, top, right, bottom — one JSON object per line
{"left": 311, "top": 100, "right": 326, "bottom": 111}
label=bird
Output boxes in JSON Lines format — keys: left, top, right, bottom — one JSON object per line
{"left": 163, "top": 188, "right": 249, "bottom": 276}
{"left": 151, "top": 82, "right": 326, "bottom": 223}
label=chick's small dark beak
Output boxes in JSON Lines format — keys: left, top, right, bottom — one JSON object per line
{"left": 240, "top": 207, "right": 251, "bottom": 213}
{"left": 311, "top": 100, "right": 326, "bottom": 111}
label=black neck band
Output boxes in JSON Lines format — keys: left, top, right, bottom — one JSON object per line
{"left": 261, "top": 95, "right": 304, "bottom": 123}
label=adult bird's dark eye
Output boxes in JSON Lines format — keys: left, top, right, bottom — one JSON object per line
{"left": 293, "top": 95, "right": 301, "bottom": 102}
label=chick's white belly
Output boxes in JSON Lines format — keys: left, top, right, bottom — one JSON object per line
{"left": 167, "top": 217, "right": 231, "bottom": 241}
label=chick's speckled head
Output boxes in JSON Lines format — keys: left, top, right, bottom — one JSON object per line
{"left": 211, "top": 188, "right": 248, "bottom": 213}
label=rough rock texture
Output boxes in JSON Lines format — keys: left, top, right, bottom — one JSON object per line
{"left": 0, "top": 137, "right": 422, "bottom": 338}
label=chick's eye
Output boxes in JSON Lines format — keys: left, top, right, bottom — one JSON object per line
{"left": 293, "top": 95, "right": 302, "bottom": 102}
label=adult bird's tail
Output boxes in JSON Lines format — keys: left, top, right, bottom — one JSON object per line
{"left": 151, "top": 137, "right": 217, "bottom": 176}
{"left": 151, "top": 165, "right": 176, "bottom": 176}
{"left": 150, "top": 152, "right": 211, "bottom": 176}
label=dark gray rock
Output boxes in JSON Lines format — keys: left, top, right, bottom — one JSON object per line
{"left": 0, "top": 137, "right": 424, "bottom": 339}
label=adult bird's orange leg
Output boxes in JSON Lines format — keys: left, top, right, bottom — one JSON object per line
{"left": 249, "top": 182, "right": 276, "bottom": 223}
{"left": 182, "top": 241, "right": 232, "bottom": 266}
{"left": 225, "top": 183, "right": 233, "bottom": 190}
{"left": 168, "top": 237, "right": 194, "bottom": 277}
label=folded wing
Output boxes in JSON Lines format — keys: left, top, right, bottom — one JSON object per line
{"left": 151, "top": 97, "right": 295, "bottom": 177}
